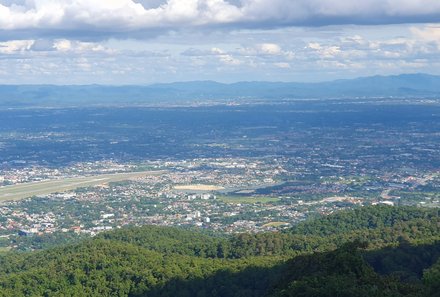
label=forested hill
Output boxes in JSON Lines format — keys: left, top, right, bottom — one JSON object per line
{"left": 0, "top": 205, "right": 439, "bottom": 296}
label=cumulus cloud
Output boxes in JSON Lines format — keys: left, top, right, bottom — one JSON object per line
{"left": 411, "top": 25, "right": 440, "bottom": 44}
{"left": 2, "top": 17, "right": 440, "bottom": 84}
{"left": 53, "top": 39, "right": 112, "bottom": 53}
{"left": 258, "top": 43, "right": 282, "bottom": 55}
{"left": 0, "top": 38, "right": 114, "bottom": 55}
{"left": 0, "top": 40, "right": 33, "bottom": 53}
{"left": 307, "top": 42, "right": 341, "bottom": 58}
{"left": 239, "top": 43, "right": 295, "bottom": 60}
{"left": 190, "top": 47, "right": 242, "bottom": 65}
{"left": 1, "top": 0, "right": 440, "bottom": 40}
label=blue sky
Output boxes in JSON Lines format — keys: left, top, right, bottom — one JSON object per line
{"left": 0, "top": 0, "right": 440, "bottom": 84}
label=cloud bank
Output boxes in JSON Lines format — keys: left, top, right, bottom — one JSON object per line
{"left": 1, "top": 0, "right": 440, "bottom": 39}
{"left": 2, "top": 24, "right": 440, "bottom": 84}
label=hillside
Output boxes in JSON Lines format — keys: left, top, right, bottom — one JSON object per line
{"left": 0, "top": 205, "right": 439, "bottom": 296}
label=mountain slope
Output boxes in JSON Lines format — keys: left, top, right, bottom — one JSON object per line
{"left": 0, "top": 206, "right": 439, "bottom": 296}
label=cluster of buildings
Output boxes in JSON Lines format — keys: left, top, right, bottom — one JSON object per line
{"left": 0, "top": 157, "right": 438, "bottom": 251}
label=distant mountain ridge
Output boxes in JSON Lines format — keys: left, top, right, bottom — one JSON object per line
{"left": 1, "top": 73, "right": 440, "bottom": 107}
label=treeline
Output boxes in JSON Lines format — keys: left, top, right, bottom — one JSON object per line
{"left": 0, "top": 205, "right": 438, "bottom": 296}
{"left": 96, "top": 225, "right": 226, "bottom": 258}
{"left": 11, "top": 205, "right": 440, "bottom": 257}
{"left": 10, "top": 231, "right": 87, "bottom": 251}
{"left": 97, "top": 206, "right": 440, "bottom": 259}
{"left": 227, "top": 205, "right": 440, "bottom": 257}
{"left": 0, "top": 237, "right": 287, "bottom": 297}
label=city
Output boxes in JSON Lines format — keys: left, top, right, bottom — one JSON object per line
{"left": 1, "top": 150, "right": 438, "bottom": 251}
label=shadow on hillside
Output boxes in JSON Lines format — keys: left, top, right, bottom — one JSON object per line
{"left": 134, "top": 240, "right": 440, "bottom": 297}
{"left": 364, "top": 239, "right": 440, "bottom": 282}
{"left": 134, "top": 262, "right": 287, "bottom": 297}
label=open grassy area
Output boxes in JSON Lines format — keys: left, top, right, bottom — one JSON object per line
{"left": 0, "top": 170, "right": 165, "bottom": 203}
{"left": 262, "top": 222, "right": 289, "bottom": 227}
{"left": 0, "top": 247, "right": 11, "bottom": 255}
{"left": 218, "top": 195, "right": 281, "bottom": 204}
{"left": 174, "top": 184, "right": 224, "bottom": 191}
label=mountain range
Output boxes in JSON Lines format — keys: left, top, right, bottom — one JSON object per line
{"left": 1, "top": 73, "right": 440, "bottom": 107}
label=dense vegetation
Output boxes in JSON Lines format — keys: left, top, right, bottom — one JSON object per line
{"left": 223, "top": 206, "right": 440, "bottom": 258}
{"left": 0, "top": 205, "right": 439, "bottom": 296}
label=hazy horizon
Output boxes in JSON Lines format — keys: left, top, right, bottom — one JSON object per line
{"left": 0, "top": 72, "right": 437, "bottom": 86}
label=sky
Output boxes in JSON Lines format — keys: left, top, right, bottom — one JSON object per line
{"left": 0, "top": 0, "right": 440, "bottom": 84}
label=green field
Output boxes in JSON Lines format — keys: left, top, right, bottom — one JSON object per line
{"left": 0, "top": 171, "right": 165, "bottom": 203}
{"left": 262, "top": 222, "right": 289, "bottom": 227}
{"left": 218, "top": 195, "right": 281, "bottom": 204}
{"left": 0, "top": 247, "right": 11, "bottom": 255}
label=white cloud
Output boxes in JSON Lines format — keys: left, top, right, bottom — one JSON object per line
{"left": 43, "top": 39, "right": 113, "bottom": 54}
{"left": 307, "top": 42, "right": 341, "bottom": 58}
{"left": 211, "top": 47, "right": 226, "bottom": 55}
{"left": 1, "top": 0, "right": 440, "bottom": 40}
{"left": 307, "top": 42, "right": 321, "bottom": 50}
{"left": 411, "top": 25, "right": 440, "bottom": 44}
{"left": 180, "top": 46, "right": 242, "bottom": 65}
{"left": 0, "top": 0, "right": 242, "bottom": 34}
{"left": 274, "top": 62, "right": 290, "bottom": 68}
{"left": 211, "top": 47, "right": 241, "bottom": 65}
{"left": 238, "top": 43, "right": 295, "bottom": 61}
{"left": 0, "top": 40, "right": 34, "bottom": 53}
{"left": 1, "top": 20, "right": 440, "bottom": 84}
{"left": 0, "top": 38, "right": 115, "bottom": 55}
{"left": 219, "top": 54, "right": 241, "bottom": 65}
{"left": 259, "top": 43, "right": 282, "bottom": 55}
{"left": 53, "top": 39, "right": 72, "bottom": 51}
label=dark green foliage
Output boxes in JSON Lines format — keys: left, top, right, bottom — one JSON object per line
{"left": 365, "top": 240, "right": 440, "bottom": 282}
{"left": 96, "top": 225, "right": 226, "bottom": 258}
{"left": 270, "top": 242, "right": 427, "bottom": 297}
{"left": 226, "top": 206, "right": 440, "bottom": 258}
{"left": 423, "top": 258, "right": 440, "bottom": 296}
{"left": 10, "top": 231, "right": 87, "bottom": 251}
{"left": 290, "top": 205, "right": 440, "bottom": 238}
{"left": 0, "top": 239, "right": 283, "bottom": 297}
{"left": 0, "top": 206, "right": 439, "bottom": 296}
